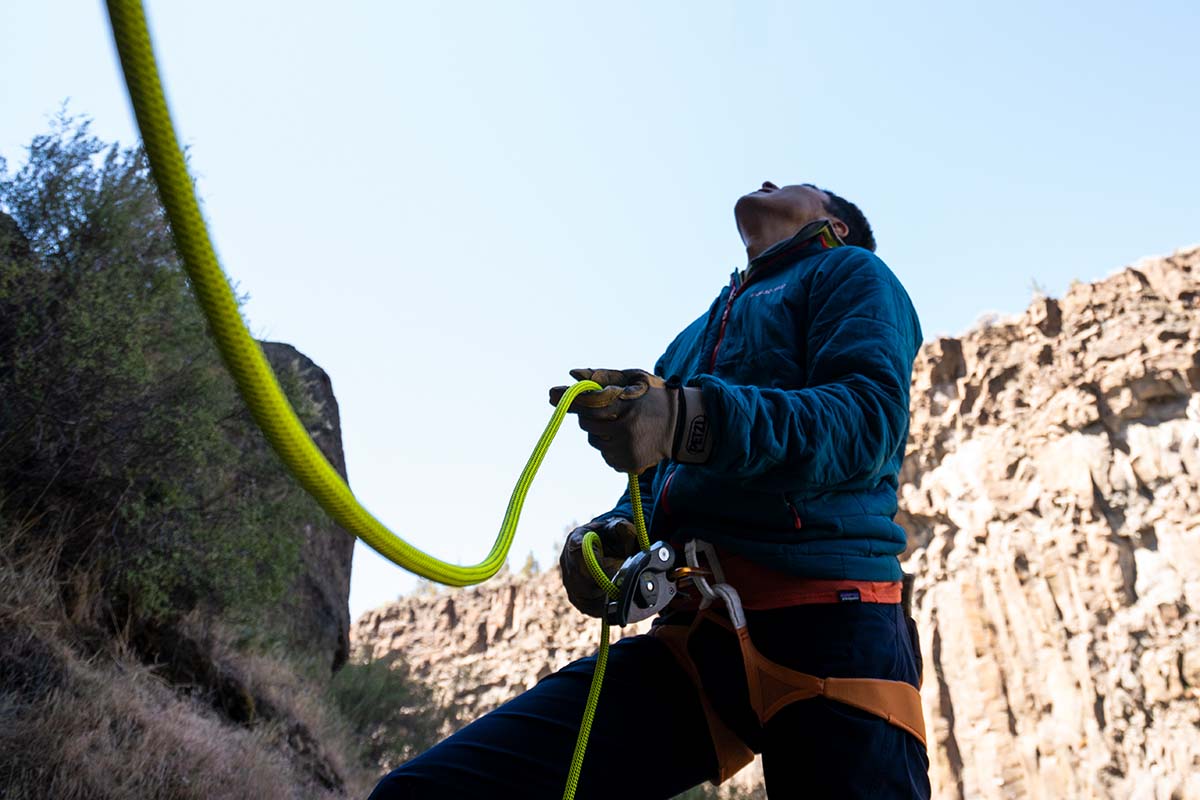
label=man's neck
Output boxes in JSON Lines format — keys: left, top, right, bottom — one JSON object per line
{"left": 743, "top": 219, "right": 810, "bottom": 261}
{"left": 742, "top": 219, "right": 841, "bottom": 279}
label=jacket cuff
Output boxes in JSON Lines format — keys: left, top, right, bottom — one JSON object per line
{"left": 674, "top": 386, "right": 713, "bottom": 463}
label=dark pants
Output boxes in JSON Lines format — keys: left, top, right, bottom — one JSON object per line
{"left": 368, "top": 602, "right": 930, "bottom": 799}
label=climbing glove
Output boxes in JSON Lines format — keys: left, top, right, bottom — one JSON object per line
{"left": 549, "top": 368, "right": 712, "bottom": 474}
{"left": 559, "top": 517, "right": 641, "bottom": 617}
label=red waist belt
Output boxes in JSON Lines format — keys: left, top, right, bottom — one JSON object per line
{"left": 674, "top": 549, "right": 902, "bottom": 611}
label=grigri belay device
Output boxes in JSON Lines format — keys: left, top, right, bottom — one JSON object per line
{"left": 604, "top": 541, "right": 677, "bottom": 626}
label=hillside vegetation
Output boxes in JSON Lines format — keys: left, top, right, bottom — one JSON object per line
{"left": 0, "top": 115, "right": 437, "bottom": 798}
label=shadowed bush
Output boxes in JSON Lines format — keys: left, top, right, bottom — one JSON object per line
{"left": 0, "top": 113, "right": 439, "bottom": 798}
{"left": 329, "top": 656, "right": 446, "bottom": 771}
{"left": 0, "top": 112, "right": 323, "bottom": 624}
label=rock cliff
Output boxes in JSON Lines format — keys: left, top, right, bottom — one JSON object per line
{"left": 262, "top": 341, "right": 356, "bottom": 673}
{"left": 902, "top": 245, "right": 1200, "bottom": 799}
{"left": 354, "top": 570, "right": 653, "bottom": 727}
{"left": 353, "top": 245, "right": 1200, "bottom": 799}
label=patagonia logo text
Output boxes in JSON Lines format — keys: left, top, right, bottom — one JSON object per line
{"left": 838, "top": 589, "right": 862, "bottom": 603}
{"left": 748, "top": 283, "right": 787, "bottom": 299}
{"left": 685, "top": 416, "right": 709, "bottom": 454}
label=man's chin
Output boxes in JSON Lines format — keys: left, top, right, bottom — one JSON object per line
{"left": 734, "top": 193, "right": 770, "bottom": 227}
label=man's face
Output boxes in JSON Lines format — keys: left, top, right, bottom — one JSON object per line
{"left": 734, "top": 182, "right": 848, "bottom": 248}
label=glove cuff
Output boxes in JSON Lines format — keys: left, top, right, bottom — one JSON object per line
{"left": 673, "top": 385, "right": 713, "bottom": 463}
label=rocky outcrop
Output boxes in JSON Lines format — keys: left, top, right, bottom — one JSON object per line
{"left": 262, "top": 342, "right": 356, "bottom": 673}
{"left": 353, "top": 570, "right": 653, "bottom": 723}
{"left": 353, "top": 246, "right": 1200, "bottom": 799}
{"left": 902, "top": 246, "right": 1200, "bottom": 799}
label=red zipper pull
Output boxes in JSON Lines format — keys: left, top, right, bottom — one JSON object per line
{"left": 708, "top": 276, "right": 742, "bottom": 370}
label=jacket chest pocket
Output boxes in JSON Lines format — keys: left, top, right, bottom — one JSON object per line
{"left": 713, "top": 291, "right": 807, "bottom": 387}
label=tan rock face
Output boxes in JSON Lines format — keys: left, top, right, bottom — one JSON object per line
{"left": 904, "top": 246, "right": 1200, "bottom": 800}
{"left": 354, "top": 569, "right": 654, "bottom": 726}
{"left": 354, "top": 246, "right": 1200, "bottom": 799}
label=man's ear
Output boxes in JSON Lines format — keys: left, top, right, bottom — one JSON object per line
{"left": 830, "top": 218, "right": 850, "bottom": 240}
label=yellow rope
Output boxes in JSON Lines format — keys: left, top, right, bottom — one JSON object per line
{"left": 104, "top": 0, "right": 606, "bottom": 587}
{"left": 564, "top": 500, "right": 651, "bottom": 799}
{"left": 104, "top": 3, "right": 650, "bottom": 796}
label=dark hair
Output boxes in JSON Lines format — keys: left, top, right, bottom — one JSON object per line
{"left": 816, "top": 187, "right": 876, "bottom": 252}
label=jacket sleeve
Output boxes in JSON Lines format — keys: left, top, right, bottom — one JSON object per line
{"left": 696, "top": 251, "right": 920, "bottom": 488}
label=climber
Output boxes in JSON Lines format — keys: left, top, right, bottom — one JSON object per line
{"left": 368, "top": 182, "right": 929, "bottom": 799}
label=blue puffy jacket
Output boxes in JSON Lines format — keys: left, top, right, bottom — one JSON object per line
{"left": 598, "top": 220, "right": 922, "bottom": 582}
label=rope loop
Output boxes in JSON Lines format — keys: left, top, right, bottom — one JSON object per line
{"left": 103, "top": 4, "right": 648, "bottom": 796}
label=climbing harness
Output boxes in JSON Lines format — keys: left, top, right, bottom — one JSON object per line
{"left": 648, "top": 540, "right": 928, "bottom": 782}
{"left": 591, "top": 537, "right": 929, "bottom": 784}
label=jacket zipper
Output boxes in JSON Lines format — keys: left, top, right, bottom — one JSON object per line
{"left": 708, "top": 223, "right": 822, "bottom": 369}
{"left": 786, "top": 498, "right": 803, "bottom": 529}
{"left": 708, "top": 276, "right": 743, "bottom": 370}
{"left": 658, "top": 470, "right": 676, "bottom": 516}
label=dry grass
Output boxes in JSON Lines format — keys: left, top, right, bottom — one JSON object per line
{"left": 1, "top": 646, "right": 299, "bottom": 799}
{"left": 0, "top": 514, "right": 376, "bottom": 799}
{"left": 177, "top": 614, "right": 380, "bottom": 796}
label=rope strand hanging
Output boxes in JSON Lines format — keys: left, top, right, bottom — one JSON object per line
{"left": 104, "top": 3, "right": 643, "bottom": 796}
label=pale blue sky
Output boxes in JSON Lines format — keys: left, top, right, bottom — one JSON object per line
{"left": 2, "top": 1, "right": 1197, "bottom": 620}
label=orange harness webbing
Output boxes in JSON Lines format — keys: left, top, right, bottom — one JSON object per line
{"left": 652, "top": 608, "right": 927, "bottom": 784}
{"left": 651, "top": 621, "right": 756, "bottom": 783}
{"left": 729, "top": 619, "right": 926, "bottom": 742}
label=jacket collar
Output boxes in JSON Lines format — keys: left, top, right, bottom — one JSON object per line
{"left": 742, "top": 218, "right": 844, "bottom": 285}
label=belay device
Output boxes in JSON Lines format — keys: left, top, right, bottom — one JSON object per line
{"left": 605, "top": 541, "right": 677, "bottom": 626}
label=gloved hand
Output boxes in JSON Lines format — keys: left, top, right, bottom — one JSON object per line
{"left": 559, "top": 517, "right": 641, "bottom": 617}
{"left": 549, "top": 368, "right": 712, "bottom": 474}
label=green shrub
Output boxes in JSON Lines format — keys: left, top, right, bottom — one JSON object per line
{"left": 0, "top": 112, "right": 323, "bottom": 623}
{"left": 328, "top": 658, "right": 445, "bottom": 770}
